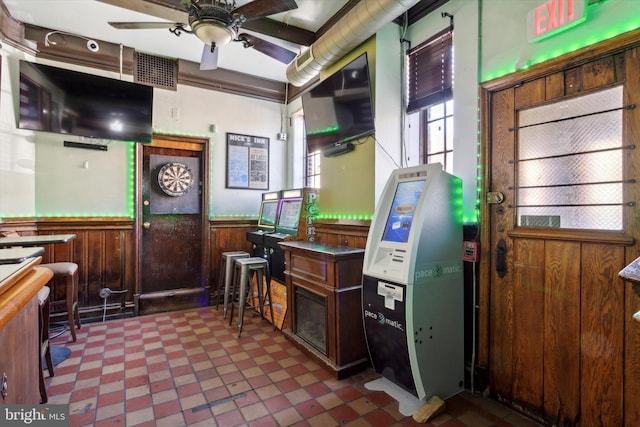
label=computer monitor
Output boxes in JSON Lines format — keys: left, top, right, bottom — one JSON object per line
{"left": 381, "top": 179, "right": 427, "bottom": 244}
{"left": 276, "top": 198, "right": 303, "bottom": 234}
{"left": 258, "top": 200, "right": 279, "bottom": 229}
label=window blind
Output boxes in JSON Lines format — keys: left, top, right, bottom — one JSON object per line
{"left": 407, "top": 29, "right": 453, "bottom": 113}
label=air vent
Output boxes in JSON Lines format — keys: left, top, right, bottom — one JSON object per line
{"left": 294, "top": 47, "right": 314, "bottom": 71}
{"left": 134, "top": 52, "right": 177, "bottom": 91}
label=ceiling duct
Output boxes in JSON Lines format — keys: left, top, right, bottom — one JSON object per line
{"left": 286, "top": 0, "right": 421, "bottom": 87}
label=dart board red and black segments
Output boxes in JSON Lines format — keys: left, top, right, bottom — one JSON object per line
{"left": 157, "top": 162, "right": 194, "bottom": 197}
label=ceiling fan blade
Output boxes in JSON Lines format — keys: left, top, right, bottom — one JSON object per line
{"left": 200, "top": 45, "right": 219, "bottom": 70}
{"left": 238, "top": 33, "right": 297, "bottom": 64}
{"left": 109, "top": 21, "right": 180, "bottom": 30}
{"left": 233, "top": 0, "right": 298, "bottom": 21}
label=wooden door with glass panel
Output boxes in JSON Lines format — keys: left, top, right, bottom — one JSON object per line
{"left": 481, "top": 46, "right": 640, "bottom": 426}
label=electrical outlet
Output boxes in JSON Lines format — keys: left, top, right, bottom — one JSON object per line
{"left": 277, "top": 132, "right": 287, "bottom": 141}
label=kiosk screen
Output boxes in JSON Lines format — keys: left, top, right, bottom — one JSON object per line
{"left": 259, "top": 200, "right": 279, "bottom": 227}
{"left": 277, "top": 199, "right": 303, "bottom": 230}
{"left": 381, "top": 180, "right": 426, "bottom": 243}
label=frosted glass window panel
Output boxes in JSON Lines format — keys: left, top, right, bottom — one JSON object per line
{"left": 518, "top": 206, "right": 622, "bottom": 230}
{"left": 518, "top": 151, "right": 622, "bottom": 187}
{"left": 517, "top": 86, "right": 624, "bottom": 231}
{"left": 518, "top": 183, "right": 623, "bottom": 206}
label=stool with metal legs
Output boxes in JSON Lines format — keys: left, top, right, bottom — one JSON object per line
{"left": 228, "top": 257, "right": 275, "bottom": 338}
{"left": 216, "top": 251, "right": 250, "bottom": 318}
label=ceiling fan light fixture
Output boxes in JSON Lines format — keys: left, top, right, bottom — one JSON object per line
{"left": 191, "top": 20, "right": 236, "bottom": 46}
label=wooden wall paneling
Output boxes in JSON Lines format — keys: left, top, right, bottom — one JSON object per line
{"left": 511, "top": 238, "right": 544, "bottom": 409}
{"left": 564, "top": 66, "right": 583, "bottom": 96}
{"left": 314, "top": 221, "right": 369, "bottom": 249}
{"left": 623, "top": 45, "right": 640, "bottom": 427}
{"left": 543, "top": 241, "right": 581, "bottom": 424}
{"left": 514, "top": 78, "right": 546, "bottom": 110}
{"left": 545, "top": 72, "right": 565, "bottom": 100}
{"left": 86, "top": 231, "right": 105, "bottom": 308}
{"left": 488, "top": 87, "right": 516, "bottom": 399}
{"left": 581, "top": 56, "right": 616, "bottom": 91}
{"left": 580, "top": 243, "right": 625, "bottom": 427}
{"left": 209, "top": 222, "right": 254, "bottom": 296}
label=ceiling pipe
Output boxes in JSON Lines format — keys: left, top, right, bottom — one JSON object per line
{"left": 286, "top": 0, "right": 422, "bottom": 87}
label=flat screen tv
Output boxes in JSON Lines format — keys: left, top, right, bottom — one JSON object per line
{"left": 18, "top": 60, "right": 153, "bottom": 143}
{"left": 301, "top": 53, "right": 374, "bottom": 154}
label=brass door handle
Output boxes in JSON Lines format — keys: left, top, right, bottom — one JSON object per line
{"left": 142, "top": 221, "right": 151, "bottom": 229}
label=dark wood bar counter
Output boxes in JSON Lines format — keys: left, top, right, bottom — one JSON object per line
{"left": 279, "top": 241, "right": 369, "bottom": 378}
{"left": 0, "top": 251, "right": 53, "bottom": 403}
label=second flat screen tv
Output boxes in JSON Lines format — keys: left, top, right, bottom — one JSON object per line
{"left": 18, "top": 60, "right": 153, "bottom": 143}
{"left": 301, "top": 53, "right": 375, "bottom": 154}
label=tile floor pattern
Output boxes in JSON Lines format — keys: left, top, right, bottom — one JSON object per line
{"left": 45, "top": 306, "right": 544, "bottom": 427}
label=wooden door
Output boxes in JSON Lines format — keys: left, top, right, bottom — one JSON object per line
{"left": 137, "top": 137, "right": 209, "bottom": 315}
{"left": 481, "top": 45, "right": 640, "bottom": 426}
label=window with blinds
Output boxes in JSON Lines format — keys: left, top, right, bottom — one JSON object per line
{"left": 406, "top": 29, "right": 453, "bottom": 113}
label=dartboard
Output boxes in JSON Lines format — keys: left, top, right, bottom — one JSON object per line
{"left": 157, "top": 162, "right": 194, "bottom": 197}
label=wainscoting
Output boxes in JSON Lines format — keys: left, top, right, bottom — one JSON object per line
{"left": 0, "top": 217, "right": 370, "bottom": 323}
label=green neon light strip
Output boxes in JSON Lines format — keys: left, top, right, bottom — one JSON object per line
{"left": 483, "top": 11, "right": 640, "bottom": 81}
{"left": 307, "top": 126, "right": 340, "bottom": 136}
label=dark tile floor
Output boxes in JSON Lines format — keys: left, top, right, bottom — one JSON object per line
{"left": 45, "top": 306, "right": 543, "bottom": 427}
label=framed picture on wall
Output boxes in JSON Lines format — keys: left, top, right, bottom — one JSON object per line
{"left": 226, "top": 133, "right": 269, "bottom": 190}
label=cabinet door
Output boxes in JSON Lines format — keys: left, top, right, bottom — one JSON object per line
{"left": 0, "top": 297, "right": 40, "bottom": 404}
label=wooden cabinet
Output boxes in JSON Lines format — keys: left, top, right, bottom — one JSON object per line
{"left": 0, "top": 259, "right": 52, "bottom": 404}
{"left": 280, "top": 241, "right": 368, "bottom": 378}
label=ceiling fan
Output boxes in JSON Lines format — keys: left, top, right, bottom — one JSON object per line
{"left": 109, "top": 0, "right": 299, "bottom": 70}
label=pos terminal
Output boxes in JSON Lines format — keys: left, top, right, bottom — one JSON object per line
{"left": 362, "top": 163, "right": 464, "bottom": 400}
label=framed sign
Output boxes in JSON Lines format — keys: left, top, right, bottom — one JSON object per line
{"left": 226, "top": 132, "right": 269, "bottom": 190}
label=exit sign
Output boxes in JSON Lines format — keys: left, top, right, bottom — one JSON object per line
{"left": 527, "top": 0, "right": 587, "bottom": 42}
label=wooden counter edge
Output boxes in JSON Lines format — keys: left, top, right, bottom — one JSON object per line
{"left": 0, "top": 264, "right": 53, "bottom": 329}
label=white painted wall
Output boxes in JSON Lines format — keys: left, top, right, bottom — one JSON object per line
{"left": 0, "top": 47, "right": 286, "bottom": 219}
{"left": 0, "top": 48, "right": 37, "bottom": 218}
{"left": 480, "top": 0, "right": 637, "bottom": 82}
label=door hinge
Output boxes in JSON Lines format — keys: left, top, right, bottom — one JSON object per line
{"left": 486, "top": 191, "right": 505, "bottom": 204}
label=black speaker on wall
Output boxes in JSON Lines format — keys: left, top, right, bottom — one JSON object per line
{"left": 323, "top": 142, "right": 354, "bottom": 158}
{"left": 64, "top": 141, "right": 108, "bottom": 151}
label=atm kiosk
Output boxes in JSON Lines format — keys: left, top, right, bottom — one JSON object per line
{"left": 264, "top": 188, "right": 319, "bottom": 283}
{"left": 362, "top": 163, "right": 463, "bottom": 401}
{"left": 247, "top": 191, "right": 281, "bottom": 258}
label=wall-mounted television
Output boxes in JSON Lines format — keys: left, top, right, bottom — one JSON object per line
{"left": 19, "top": 60, "right": 153, "bottom": 143}
{"left": 301, "top": 53, "right": 374, "bottom": 155}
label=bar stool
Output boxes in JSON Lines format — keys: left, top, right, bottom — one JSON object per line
{"left": 40, "top": 262, "right": 80, "bottom": 342}
{"left": 37, "top": 285, "right": 53, "bottom": 404}
{"left": 215, "top": 251, "right": 250, "bottom": 319}
{"left": 228, "top": 257, "right": 275, "bottom": 338}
